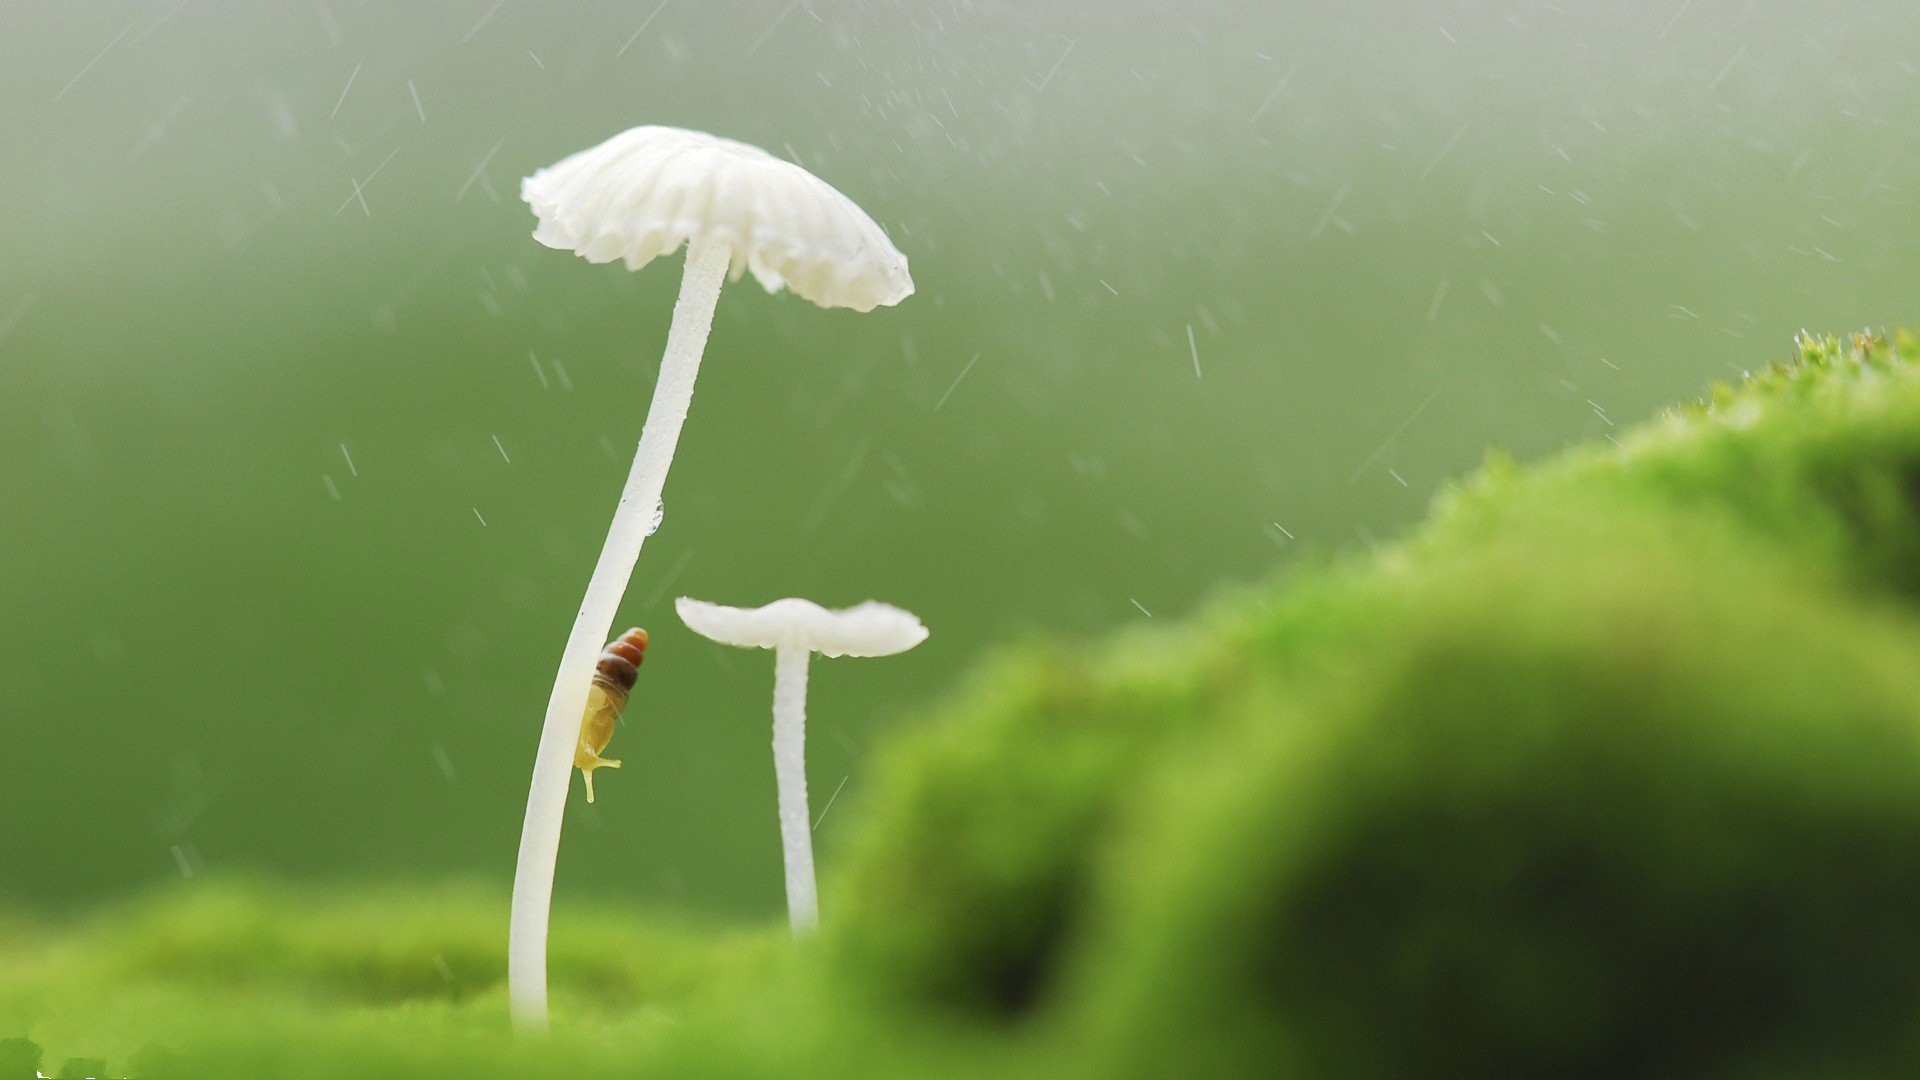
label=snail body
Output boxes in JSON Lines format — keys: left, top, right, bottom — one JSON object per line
{"left": 575, "top": 627, "right": 646, "bottom": 803}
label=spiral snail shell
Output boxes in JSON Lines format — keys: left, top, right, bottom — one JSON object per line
{"left": 574, "top": 627, "right": 646, "bottom": 803}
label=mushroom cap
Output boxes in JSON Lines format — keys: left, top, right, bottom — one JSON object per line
{"left": 522, "top": 125, "right": 913, "bottom": 313}
{"left": 675, "top": 596, "right": 927, "bottom": 658}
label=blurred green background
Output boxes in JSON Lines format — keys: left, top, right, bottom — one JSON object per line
{"left": 3, "top": 0, "right": 1919, "bottom": 921}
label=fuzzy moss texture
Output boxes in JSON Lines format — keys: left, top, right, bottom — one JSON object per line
{"left": 6, "top": 332, "right": 1920, "bottom": 1079}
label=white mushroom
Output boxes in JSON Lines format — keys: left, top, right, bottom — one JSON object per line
{"left": 676, "top": 597, "right": 927, "bottom": 938}
{"left": 509, "top": 126, "right": 912, "bottom": 1031}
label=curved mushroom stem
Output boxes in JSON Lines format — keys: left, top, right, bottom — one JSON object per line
{"left": 771, "top": 643, "right": 819, "bottom": 937}
{"left": 509, "top": 237, "right": 733, "bottom": 1032}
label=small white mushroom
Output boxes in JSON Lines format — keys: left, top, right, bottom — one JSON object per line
{"left": 509, "top": 126, "right": 912, "bottom": 1031}
{"left": 676, "top": 597, "right": 927, "bottom": 937}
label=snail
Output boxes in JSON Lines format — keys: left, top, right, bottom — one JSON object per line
{"left": 575, "top": 627, "right": 646, "bottom": 803}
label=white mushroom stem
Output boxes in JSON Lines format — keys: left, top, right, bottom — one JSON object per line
{"left": 675, "top": 596, "right": 926, "bottom": 940}
{"left": 771, "top": 643, "right": 819, "bottom": 937}
{"left": 509, "top": 237, "right": 732, "bottom": 1032}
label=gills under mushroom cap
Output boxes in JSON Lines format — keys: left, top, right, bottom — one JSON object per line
{"left": 676, "top": 597, "right": 927, "bottom": 658}
{"left": 522, "top": 125, "right": 913, "bottom": 313}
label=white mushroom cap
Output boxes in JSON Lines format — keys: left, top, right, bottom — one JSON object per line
{"left": 676, "top": 597, "right": 927, "bottom": 658}
{"left": 522, "top": 126, "right": 913, "bottom": 313}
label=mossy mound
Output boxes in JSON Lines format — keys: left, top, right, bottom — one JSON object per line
{"left": 826, "top": 331, "right": 1920, "bottom": 1075}
{"left": 6, "top": 332, "right": 1920, "bottom": 1077}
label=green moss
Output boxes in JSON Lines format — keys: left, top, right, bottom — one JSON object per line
{"left": 824, "top": 331, "right": 1920, "bottom": 1073}
{"left": 1073, "top": 515, "right": 1920, "bottom": 1076}
{"left": 0, "top": 1039, "right": 43, "bottom": 1080}
{"left": 7, "top": 332, "right": 1920, "bottom": 1076}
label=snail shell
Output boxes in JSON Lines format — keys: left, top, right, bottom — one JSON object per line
{"left": 575, "top": 627, "right": 647, "bottom": 803}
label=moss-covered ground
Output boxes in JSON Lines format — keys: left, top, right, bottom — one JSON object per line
{"left": 8, "top": 331, "right": 1920, "bottom": 1078}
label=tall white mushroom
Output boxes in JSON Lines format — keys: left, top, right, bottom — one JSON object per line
{"left": 675, "top": 597, "right": 927, "bottom": 937}
{"left": 510, "top": 126, "right": 912, "bottom": 1031}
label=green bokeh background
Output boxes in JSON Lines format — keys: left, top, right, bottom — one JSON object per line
{"left": 3, "top": 0, "right": 1918, "bottom": 919}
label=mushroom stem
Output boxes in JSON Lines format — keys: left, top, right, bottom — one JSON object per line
{"left": 771, "top": 643, "right": 819, "bottom": 937}
{"left": 508, "top": 237, "right": 733, "bottom": 1032}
